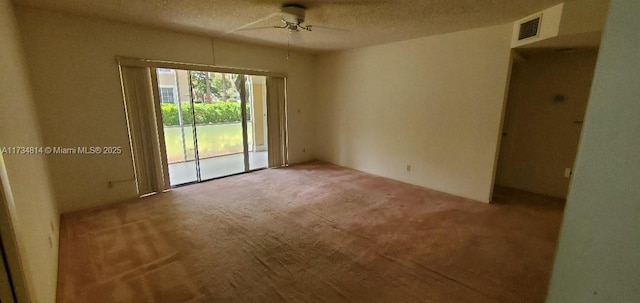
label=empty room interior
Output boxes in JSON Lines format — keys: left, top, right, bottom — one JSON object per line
{"left": 0, "top": 0, "right": 638, "bottom": 302}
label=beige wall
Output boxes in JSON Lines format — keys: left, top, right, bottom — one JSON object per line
{"left": 546, "top": 0, "right": 640, "bottom": 301}
{"left": 157, "top": 72, "right": 177, "bottom": 86}
{"left": 176, "top": 70, "right": 191, "bottom": 102}
{"left": 16, "top": 7, "right": 316, "bottom": 213}
{"left": 314, "top": 24, "right": 513, "bottom": 202}
{"left": 0, "top": 0, "right": 60, "bottom": 302}
{"left": 496, "top": 50, "right": 598, "bottom": 198}
{"left": 251, "top": 76, "right": 266, "bottom": 149}
{"left": 559, "top": 0, "right": 610, "bottom": 36}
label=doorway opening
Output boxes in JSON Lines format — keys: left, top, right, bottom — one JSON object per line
{"left": 156, "top": 69, "right": 269, "bottom": 186}
{"left": 494, "top": 48, "right": 599, "bottom": 199}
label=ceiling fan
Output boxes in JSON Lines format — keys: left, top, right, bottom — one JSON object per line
{"left": 270, "top": 4, "right": 314, "bottom": 32}
{"left": 229, "top": 4, "right": 343, "bottom": 34}
{"left": 226, "top": 4, "right": 347, "bottom": 58}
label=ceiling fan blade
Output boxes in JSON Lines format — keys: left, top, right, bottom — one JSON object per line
{"left": 235, "top": 26, "right": 283, "bottom": 32}
{"left": 307, "top": 25, "right": 350, "bottom": 33}
{"left": 224, "top": 12, "right": 280, "bottom": 35}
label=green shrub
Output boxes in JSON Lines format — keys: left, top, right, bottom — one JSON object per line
{"left": 160, "top": 101, "right": 251, "bottom": 126}
{"left": 160, "top": 103, "right": 179, "bottom": 125}
{"left": 180, "top": 104, "right": 193, "bottom": 124}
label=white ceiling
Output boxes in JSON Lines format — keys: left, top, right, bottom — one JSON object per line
{"left": 13, "top": 0, "right": 564, "bottom": 52}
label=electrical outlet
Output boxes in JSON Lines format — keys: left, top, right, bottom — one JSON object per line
{"left": 303, "top": 148, "right": 306, "bottom": 153}
{"left": 564, "top": 168, "right": 572, "bottom": 178}
{"left": 406, "top": 165, "right": 411, "bottom": 172}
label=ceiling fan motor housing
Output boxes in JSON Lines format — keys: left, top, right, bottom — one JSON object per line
{"left": 281, "top": 4, "right": 306, "bottom": 24}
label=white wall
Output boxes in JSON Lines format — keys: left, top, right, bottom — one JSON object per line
{"left": 559, "top": 0, "right": 610, "bottom": 36}
{"left": 16, "top": 7, "right": 316, "bottom": 213}
{"left": 0, "top": 1, "right": 59, "bottom": 302}
{"left": 496, "top": 50, "right": 598, "bottom": 198}
{"left": 314, "top": 24, "right": 513, "bottom": 202}
{"left": 546, "top": 0, "right": 640, "bottom": 302}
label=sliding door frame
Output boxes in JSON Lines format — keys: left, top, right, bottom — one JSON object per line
{"left": 119, "top": 57, "right": 287, "bottom": 190}
{"left": 238, "top": 75, "right": 251, "bottom": 172}
{"left": 187, "top": 74, "right": 204, "bottom": 183}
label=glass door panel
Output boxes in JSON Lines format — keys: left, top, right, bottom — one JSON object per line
{"left": 157, "top": 69, "right": 270, "bottom": 187}
{"left": 248, "top": 75, "right": 269, "bottom": 170}
{"left": 192, "top": 72, "right": 246, "bottom": 180}
{"left": 157, "top": 68, "right": 198, "bottom": 186}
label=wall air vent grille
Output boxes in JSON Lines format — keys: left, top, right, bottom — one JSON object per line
{"left": 519, "top": 17, "right": 541, "bottom": 40}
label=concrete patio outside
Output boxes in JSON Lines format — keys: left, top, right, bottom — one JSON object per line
{"left": 168, "top": 151, "right": 267, "bottom": 186}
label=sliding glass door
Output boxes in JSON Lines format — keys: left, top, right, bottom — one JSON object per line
{"left": 156, "top": 68, "right": 268, "bottom": 186}
{"left": 247, "top": 76, "right": 269, "bottom": 170}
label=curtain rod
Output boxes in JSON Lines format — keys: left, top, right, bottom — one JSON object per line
{"left": 116, "top": 56, "right": 287, "bottom": 78}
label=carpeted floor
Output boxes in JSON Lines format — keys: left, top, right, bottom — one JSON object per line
{"left": 57, "top": 161, "right": 564, "bottom": 303}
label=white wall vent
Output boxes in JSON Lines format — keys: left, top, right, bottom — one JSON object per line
{"left": 512, "top": 1, "right": 610, "bottom": 49}
{"left": 518, "top": 15, "right": 542, "bottom": 40}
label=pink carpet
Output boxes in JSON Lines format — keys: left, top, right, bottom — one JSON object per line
{"left": 58, "top": 161, "right": 564, "bottom": 302}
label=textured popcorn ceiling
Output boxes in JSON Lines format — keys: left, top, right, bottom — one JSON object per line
{"left": 13, "top": 0, "right": 563, "bottom": 52}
